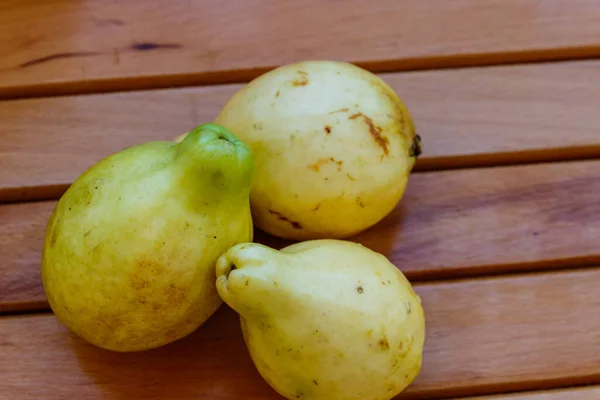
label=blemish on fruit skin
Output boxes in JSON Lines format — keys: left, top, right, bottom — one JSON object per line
{"left": 346, "top": 173, "right": 356, "bottom": 181}
{"left": 130, "top": 259, "right": 166, "bottom": 291}
{"left": 331, "top": 157, "right": 342, "bottom": 171}
{"left": 312, "top": 204, "right": 321, "bottom": 211}
{"left": 275, "top": 90, "right": 280, "bottom": 97}
{"left": 349, "top": 112, "right": 389, "bottom": 155}
{"left": 378, "top": 338, "right": 390, "bottom": 351}
{"left": 324, "top": 125, "right": 332, "bottom": 134}
{"left": 308, "top": 157, "right": 342, "bottom": 172}
{"left": 164, "top": 283, "right": 187, "bottom": 307}
{"left": 356, "top": 286, "right": 364, "bottom": 293}
{"left": 267, "top": 209, "right": 302, "bottom": 229}
{"left": 328, "top": 107, "right": 349, "bottom": 114}
{"left": 291, "top": 70, "right": 309, "bottom": 86}
{"left": 49, "top": 222, "right": 59, "bottom": 248}
{"left": 313, "top": 380, "right": 319, "bottom": 385}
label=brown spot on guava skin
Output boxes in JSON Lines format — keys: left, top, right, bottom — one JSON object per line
{"left": 349, "top": 112, "right": 389, "bottom": 155}
{"left": 164, "top": 283, "right": 187, "bottom": 308}
{"left": 331, "top": 157, "right": 342, "bottom": 171}
{"left": 267, "top": 209, "right": 303, "bottom": 229}
{"left": 131, "top": 274, "right": 150, "bottom": 290}
{"left": 275, "top": 90, "right": 280, "bottom": 97}
{"left": 291, "top": 71, "right": 309, "bottom": 86}
{"left": 324, "top": 125, "right": 332, "bottom": 134}
{"left": 312, "top": 204, "right": 321, "bottom": 211}
{"left": 49, "top": 225, "right": 59, "bottom": 248}
{"left": 328, "top": 107, "right": 349, "bottom": 114}
{"left": 356, "top": 286, "right": 364, "bottom": 293}
{"left": 130, "top": 259, "right": 165, "bottom": 290}
{"left": 308, "top": 157, "right": 342, "bottom": 172}
{"left": 404, "top": 300, "right": 412, "bottom": 314}
{"left": 308, "top": 163, "right": 320, "bottom": 172}
{"left": 378, "top": 338, "right": 390, "bottom": 351}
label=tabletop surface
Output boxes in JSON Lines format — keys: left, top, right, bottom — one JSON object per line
{"left": 2, "top": 1, "right": 600, "bottom": 399}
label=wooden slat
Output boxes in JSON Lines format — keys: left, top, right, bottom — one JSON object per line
{"left": 0, "top": 201, "right": 50, "bottom": 312}
{"left": 0, "top": 85, "right": 233, "bottom": 202}
{"left": 2, "top": 160, "right": 600, "bottom": 313}
{"left": 1, "top": 0, "right": 600, "bottom": 97}
{"left": 2, "top": 60, "right": 600, "bottom": 203}
{"left": 1, "top": 268, "right": 600, "bottom": 399}
{"left": 458, "top": 386, "right": 600, "bottom": 399}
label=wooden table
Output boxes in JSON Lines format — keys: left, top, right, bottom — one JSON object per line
{"left": 2, "top": 1, "right": 600, "bottom": 399}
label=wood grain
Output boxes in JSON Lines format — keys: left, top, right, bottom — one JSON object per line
{"left": 458, "top": 386, "right": 600, "bottom": 399}
{"left": 2, "top": 159, "right": 600, "bottom": 313}
{"left": 0, "top": 201, "right": 51, "bottom": 312}
{"left": 1, "top": 0, "right": 600, "bottom": 97}
{"left": 2, "top": 60, "right": 600, "bottom": 203}
{"left": 1, "top": 268, "right": 600, "bottom": 399}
